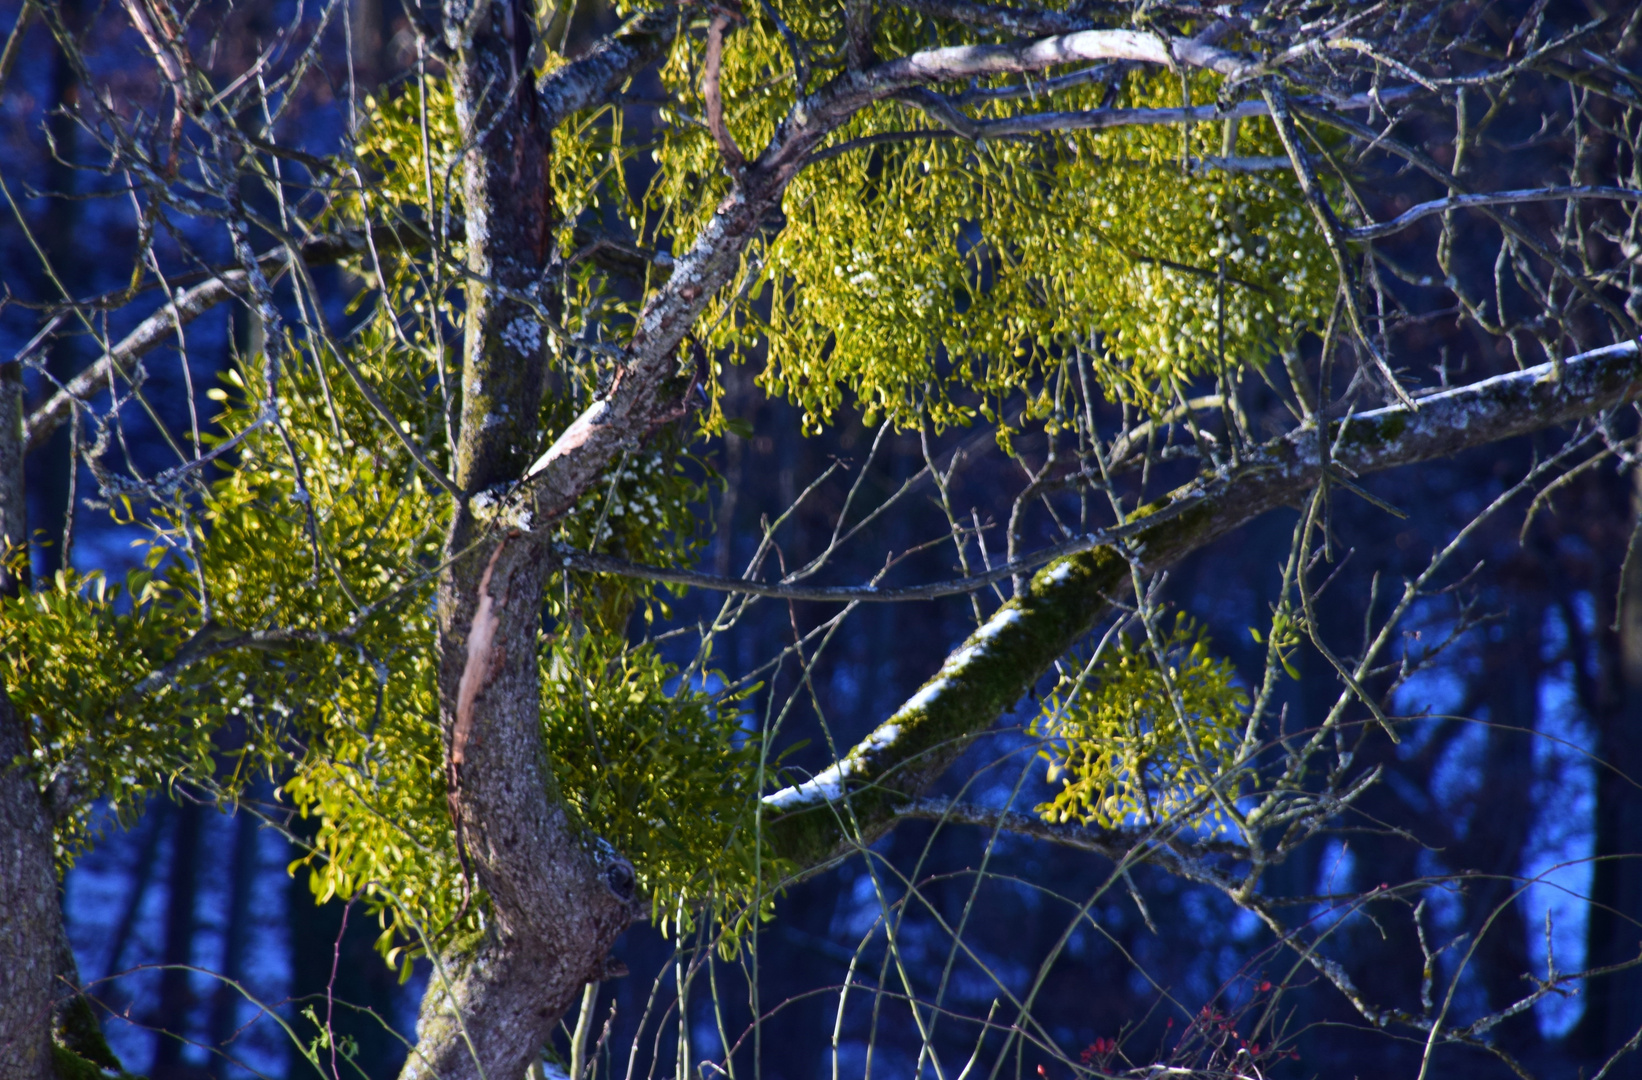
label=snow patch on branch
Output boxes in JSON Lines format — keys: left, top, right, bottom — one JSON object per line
{"left": 1043, "top": 560, "right": 1077, "bottom": 585}
{"left": 762, "top": 606, "right": 1027, "bottom": 812}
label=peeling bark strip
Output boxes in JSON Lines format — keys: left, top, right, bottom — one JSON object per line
{"left": 452, "top": 537, "right": 511, "bottom": 772}
{"left": 446, "top": 535, "right": 511, "bottom": 895}
{"left": 762, "top": 341, "right": 1642, "bottom": 868}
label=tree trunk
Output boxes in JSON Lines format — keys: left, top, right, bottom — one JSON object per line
{"left": 149, "top": 799, "right": 202, "bottom": 1078}
{"left": 0, "top": 258, "right": 55, "bottom": 1076}
{"left": 0, "top": 167, "right": 119, "bottom": 1080}
{"left": 1574, "top": 467, "right": 1642, "bottom": 1062}
{"left": 208, "top": 798, "right": 257, "bottom": 1080}
{"left": 1461, "top": 596, "right": 1543, "bottom": 1058}
{"left": 0, "top": 692, "right": 59, "bottom": 1080}
{"left": 401, "top": 4, "right": 640, "bottom": 1078}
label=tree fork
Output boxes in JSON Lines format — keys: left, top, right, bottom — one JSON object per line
{"left": 406, "top": 2, "right": 652, "bottom": 1078}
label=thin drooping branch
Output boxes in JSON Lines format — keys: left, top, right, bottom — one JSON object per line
{"left": 23, "top": 268, "right": 260, "bottom": 455}
{"left": 900, "top": 796, "right": 1249, "bottom": 864}
{"left": 761, "top": 339, "right": 1642, "bottom": 868}
{"left": 1345, "top": 184, "right": 1642, "bottom": 241}
{"left": 553, "top": 504, "right": 1182, "bottom": 603}
{"left": 891, "top": 0, "right": 1090, "bottom": 38}
{"left": 1263, "top": 85, "right": 1414, "bottom": 408}
{"left": 849, "top": 84, "right": 1420, "bottom": 156}
{"left": 703, "top": 12, "right": 746, "bottom": 172}
{"left": 1291, "top": 96, "right": 1639, "bottom": 338}
{"left": 20, "top": 226, "right": 420, "bottom": 454}
{"left": 0, "top": 0, "right": 36, "bottom": 91}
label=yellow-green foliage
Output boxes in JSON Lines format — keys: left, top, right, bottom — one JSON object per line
{"left": 6, "top": 7, "right": 1339, "bottom": 968}
{"left": 1034, "top": 617, "right": 1247, "bottom": 828}
{"left": 169, "top": 308, "right": 460, "bottom": 965}
{"left": 542, "top": 631, "right": 786, "bottom": 938}
{"left": 352, "top": 17, "right": 1334, "bottom": 434}
{"left": 353, "top": 79, "right": 461, "bottom": 215}
{"left": 1, "top": 566, "right": 218, "bottom": 857}
{"left": 638, "top": 8, "right": 1334, "bottom": 430}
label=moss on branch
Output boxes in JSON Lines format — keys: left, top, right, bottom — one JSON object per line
{"left": 765, "top": 340, "right": 1642, "bottom": 870}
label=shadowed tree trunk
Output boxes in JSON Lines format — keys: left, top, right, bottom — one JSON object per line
{"left": 1461, "top": 595, "right": 1544, "bottom": 1059}
{"left": 0, "top": 691, "right": 59, "bottom": 1080}
{"left": 288, "top": 818, "right": 410, "bottom": 1080}
{"left": 29, "top": 0, "right": 88, "bottom": 580}
{"left": 208, "top": 796, "right": 259, "bottom": 1080}
{"left": 150, "top": 798, "right": 204, "bottom": 1079}
{"left": 0, "top": 271, "right": 56, "bottom": 1077}
{"left": 1573, "top": 467, "right": 1642, "bottom": 1062}
{"left": 0, "top": 352, "right": 117, "bottom": 1078}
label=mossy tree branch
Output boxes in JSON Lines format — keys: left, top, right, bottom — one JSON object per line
{"left": 762, "top": 340, "right": 1642, "bottom": 869}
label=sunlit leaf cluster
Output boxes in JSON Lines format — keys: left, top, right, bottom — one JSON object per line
{"left": 542, "top": 630, "right": 788, "bottom": 941}
{"left": 635, "top": 11, "right": 1335, "bottom": 430}
{"left": 1033, "top": 616, "right": 1248, "bottom": 829}
{"left": 1, "top": 566, "right": 219, "bottom": 858}
{"left": 756, "top": 74, "right": 1332, "bottom": 428}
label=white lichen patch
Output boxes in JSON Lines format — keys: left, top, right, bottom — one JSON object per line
{"left": 763, "top": 772, "right": 845, "bottom": 812}
{"left": 501, "top": 316, "right": 542, "bottom": 356}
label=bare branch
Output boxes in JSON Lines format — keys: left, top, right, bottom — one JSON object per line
{"left": 535, "top": 10, "right": 679, "bottom": 133}
{"left": 703, "top": 12, "right": 746, "bottom": 173}
{"left": 1347, "top": 184, "right": 1642, "bottom": 241}
{"left": 20, "top": 226, "right": 430, "bottom": 454}
{"left": 0, "top": 0, "right": 36, "bottom": 91}
{"left": 891, "top": 0, "right": 1089, "bottom": 38}
{"left": 554, "top": 502, "right": 1175, "bottom": 602}
{"left": 763, "top": 339, "right": 1642, "bottom": 865}
{"left": 900, "top": 796, "right": 1250, "bottom": 864}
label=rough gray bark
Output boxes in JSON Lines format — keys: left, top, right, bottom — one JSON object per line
{"left": 0, "top": 247, "right": 54, "bottom": 1077}
{"left": 0, "top": 693, "right": 57, "bottom": 1080}
{"left": 403, "top": 5, "right": 666, "bottom": 1079}
{"left": 0, "top": 348, "right": 117, "bottom": 1080}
